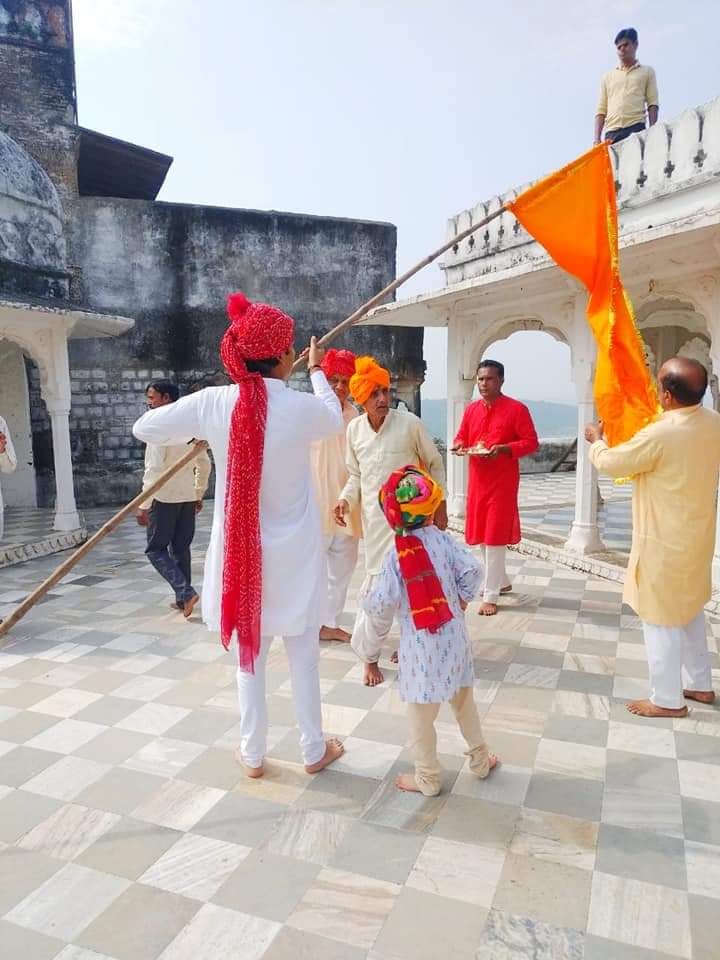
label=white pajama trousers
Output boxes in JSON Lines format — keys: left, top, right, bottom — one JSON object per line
{"left": 480, "top": 544, "right": 511, "bottom": 602}
{"left": 642, "top": 611, "right": 713, "bottom": 709}
{"left": 351, "top": 573, "right": 395, "bottom": 663}
{"left": 236, "top": 627, "right": 326, "bottom": 768}
{"left": 323, "top": 534, "right": 359, "bottom": 628}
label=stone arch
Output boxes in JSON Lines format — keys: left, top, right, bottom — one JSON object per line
{"left": 467, "top": 313, "right": 570, "bottom": 379}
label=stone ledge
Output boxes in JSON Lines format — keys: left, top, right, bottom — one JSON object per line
{"left": 0, "top": 526, "right": 88, "bottom": 568}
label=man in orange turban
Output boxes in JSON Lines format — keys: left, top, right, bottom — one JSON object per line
{"left": 311, "top": 349, "right": 362, "bottom": 643}
{"left": 336, "top": 356, "right": 447, "bottom": 669}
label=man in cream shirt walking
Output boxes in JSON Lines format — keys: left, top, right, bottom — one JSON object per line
{"left": 586, "top": 357, "right": 720, "bottom": 718}
{"left": 0, "top": 414, "right": 17, "bottom": 542}
{"left": 136, "top": 380, "right": 211, "bottom": 618}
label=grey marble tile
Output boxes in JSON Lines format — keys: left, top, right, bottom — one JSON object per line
{"left": 372, "top": 886, "right": 488, "bottom": 960}
{"left": 606, "top": 750, "right": 680, "bottom": 794}
{"left": 524, "top": 772, "right": 604, "bottom": 821}
{"left": 493, "top": 853, "right": 592, "bottom": 929}
{"left": 262, "top": 925, "right": 366, "bottom": 960}
{"left": 0, "top": 745, "right": 62, "bottom": 787}
{"left": 584, "top": 936, "right": 679, "bottom": 960}
{"left": 74, "top": 766, "right": 166, "bottom": 815}
{"left": 76, "top": 816, "right": 181, "bottom": 880}
{"left": 674, "top": 731, "right": 720, "bottom": 765}
{"left": 543, "top": 713, "right": 609, "bottom": 747}
{"left": 689, "top": 893, "right": 720, "bottom": 960}
{"left": 0, "top": 919, "right": 63, "bottom": 960}
{"left": 557, "top": 670, "right": 613, "bottom": 696}
{"left": 0, "top": 847, "right": 64, "bottom": 915}
{"left": 595, "top": 823, "right": 687, "bottom": 890}
{"left": 329, "top": 819, "right": 425, "bottom": 884}
{"left": 0, "top": 789, "right": 62, "bottom": 844}
{"left": 213, "top": 850, "right": 320, "bottom": 921}
{"left": 191, "top": 790, "right": 287, "bottom": 847}
{"left": 431, "top": 795, "right": 520, "bottom": 849}
{"left": 476, "top": 910, "right": 585, "bottom": 960}
{"left": 298, "top": 768, "right": 382, "bottom": 818}
{"left": 682, "top": 796, "right": 720, "bottom": 846}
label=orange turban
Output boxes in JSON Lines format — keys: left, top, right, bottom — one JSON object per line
{"left": 349, "top": 356, "right": 391, "bottom": 407}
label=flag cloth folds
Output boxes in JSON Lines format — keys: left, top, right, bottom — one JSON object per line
{"left": 506, "top": 143, "right": 657, "bottom": 447}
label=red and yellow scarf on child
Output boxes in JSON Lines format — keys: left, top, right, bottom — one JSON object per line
{"left": 378, "top": 465, "right": 454, "bottom": 634}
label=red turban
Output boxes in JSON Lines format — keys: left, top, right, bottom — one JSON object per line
{"left": 321, "top": 348, "right": 356, "bottom": 380}
{"left": 349, "top": 356, "right": 391, "bottom": 407}
{"left": 220, "top": 291, "right": 295, "bottom": 672}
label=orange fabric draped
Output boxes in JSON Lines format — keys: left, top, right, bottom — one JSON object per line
{"left": 506, "top": 143, "right": 657, "bottom": 447}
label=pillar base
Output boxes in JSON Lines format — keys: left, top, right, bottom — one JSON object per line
{"left": 564, "top": 522, "right": 606, "bottom": 556}
{"left": 53, "top": 509, "right": 81, "bottom": 532}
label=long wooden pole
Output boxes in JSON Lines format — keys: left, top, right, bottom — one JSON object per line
{"left": 0, "top": 442, "right": 208, "bottom": 643}
{"left": 1, "top": 204, "right": 506, "bottom": 642}
{"left": 292, "top": 204, "right": 505, "bottom": 370}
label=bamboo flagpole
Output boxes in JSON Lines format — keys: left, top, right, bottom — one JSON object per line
{"left": 0, "top": 205, "right": 505, "bottom": 643}
{"left": 292, "top": 204, "right": 505, "bottom": 369}
{"left": 0, "top": 442, "right": 208, "bottom": 643}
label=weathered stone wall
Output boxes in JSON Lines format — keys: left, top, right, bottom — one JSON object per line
{"left": 64, "top": 198, "right": 424, "bottom": 506}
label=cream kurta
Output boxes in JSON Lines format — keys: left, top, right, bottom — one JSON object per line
{"left": 133, "top": 371, "right": 342, "bottom": 636}
{"left": 341, "top": 409, "right": 446, "bottom": 574}
{"left": 590, "top": 405, "right": 720, "bottom": 626}
{"left": 311, "top": 401, "right": 361, "bottom": 538}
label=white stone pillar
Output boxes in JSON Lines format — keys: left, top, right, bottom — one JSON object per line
{"left": 46, "top": 401, "right": 80, "bottom": 531}
{"left": 709, "top": 336, "right": 720, "bottom": 587}
{"left": 565, "top": 304, "right": 605, "bottom": 555}
{"left": 446, "top": 315, "right": 473, "bottom": 527}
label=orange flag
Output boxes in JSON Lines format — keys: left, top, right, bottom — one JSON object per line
{"left": 506, "top": 143, "right": 657, "bottom": 447}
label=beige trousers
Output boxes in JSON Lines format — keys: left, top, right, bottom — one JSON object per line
{"left": 406, "top": 687, "right": 490, "bottom": 796}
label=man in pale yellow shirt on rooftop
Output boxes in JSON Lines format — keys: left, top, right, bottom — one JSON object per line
{"left": 594, "top": 27, "right": 659, "bottom": 146}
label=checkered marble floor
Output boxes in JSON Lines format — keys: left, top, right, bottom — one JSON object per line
{"left": 1, "top": 510, "right": 719, "bottom": 959}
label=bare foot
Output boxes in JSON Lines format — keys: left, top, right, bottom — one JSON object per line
{"left": 183, "top": 593, "right": 200, "bottom": 619}
{"left": 500, "top": 585, "right": 512, "bottom": 594}
{"left": 319, "top": 625, "right": 352, "bottom": 643}
{"left": 305, "top": 738, "right": 344, "bottom": 774}
{"left": 395, "top": 773, "right": 422, "bottom": 793}
{"left": 234, "top": 749, "right": 264, "bottom": 778}
{"left": 479, "top": 602, "right": 498, "bottom": 616}
{"left": 627, "top": 699, "right": 688, "bottom": 718}
{"left": 364, "top": 662, "right": 384, "bottom": 686}
{"left": 390, "top": 650, "right": 399, "bottom": 664}
{"left": 684, "top": 689, "right": 716, "bottom": 704}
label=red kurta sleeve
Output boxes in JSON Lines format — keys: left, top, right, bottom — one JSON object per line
{"left": 507, "top": 403, "right": 539, "bottom": 459}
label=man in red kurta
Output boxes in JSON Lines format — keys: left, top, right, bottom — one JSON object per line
{"left": 452, "top": 360, "right": 539, "bottom": 616}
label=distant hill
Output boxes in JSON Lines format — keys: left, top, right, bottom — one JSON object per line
{"left": 421, "top": 398, "right": 576, "bottom": 443}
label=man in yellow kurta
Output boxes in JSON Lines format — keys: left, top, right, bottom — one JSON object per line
{"left": 311, "top": 349, "right": 362, "bottom": 642}
{"left": 335, "top": 357, "right": 446, "bottom": 666}
{"left": 586, "top": 357, "right": 720, "bottom": 718}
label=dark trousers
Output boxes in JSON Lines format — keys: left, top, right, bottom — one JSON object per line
{"left": 605, "top": 122, "right": 645, "bottom": 144}
{"left": 145, "top": 500, "right": 197, "bottom": 604}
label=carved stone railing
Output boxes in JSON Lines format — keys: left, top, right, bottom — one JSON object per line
{"left": 441, "top": 96, "right": 720, "bottom": 282}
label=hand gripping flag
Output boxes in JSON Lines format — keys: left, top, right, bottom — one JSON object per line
{"left": 506, "top": 143, "right": 657, "bottom": 447}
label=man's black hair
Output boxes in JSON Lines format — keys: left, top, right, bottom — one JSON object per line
{"left": 245, "top": 357, "right": 280, "bottom": 376}
{"left": 614, "top": 27, "right": 638, "bottom": 45}
{"left": 476, "top": 359, "right": 505, "bottom": 379}
{"left": 660, "top": 362, "right": 708, "bottom": 407}
{"left": 146, "top": 380, "right": 179, "bottom": 402}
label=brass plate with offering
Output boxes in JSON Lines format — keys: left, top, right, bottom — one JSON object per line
{"left": 457, "top": 442, "right": 491, "bottom": 457}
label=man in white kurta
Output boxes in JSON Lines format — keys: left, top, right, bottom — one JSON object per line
{"left": 0, "top": 415, "right": 18, "bottom": 542}
{"left": 335, "top": 357, "right": 447, "bottom": 660}
{"left": 587, "top": 357, "right": 720, "bottom": 718}
{"left": 310, "top": 349, "right": 361, "bottom": 642}
{"left": 133, "top": 296, "right": 344, "bottom": 775}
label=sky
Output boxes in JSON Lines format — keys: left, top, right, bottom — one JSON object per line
{"left": 71, "top": 0, "right": 720, "bottom": 404}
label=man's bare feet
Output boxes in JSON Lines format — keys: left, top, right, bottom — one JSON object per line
{"left": 319, "top": 625, "right": 352, "bottom": 643}
{"left": 234, "top": 749, "right": 264, "bottom": 778}
{"left": 364, "top": 662, "right": 384, "bottom": 686}
{"left": 183, "top": 593, "right": 200, "bottom": 619}
{"left": 479, "top": 602, "right": 498, "bottom": 616}
{"left": 482, "top": 753, "right": 499, "bottom": 776}
{"left": 684, "top": 689, "right": 716, "bottom": 704}
{"left": 395, "top": 773, "right": 423, "bottom": 793}
{"left": 305, "top": 738, "right": 344, "bottom": 774}
{"left": 390, "top": 650, "right": 399, "bottom": 664}
{"left": 627, "top": 699, "right": 688, "bottom": 718}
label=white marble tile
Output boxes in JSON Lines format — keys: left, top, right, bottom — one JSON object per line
{"left": 551, "top": 690, "right": 610, "bottom": 720}
{"left": 104, "top": 633, "right": 157, "bottom": 653}
{"left": 53, "top": 947, "right": 118, "bottom": 960}
{"left": 587, "top": 871, "right": 691, "bottom": 958}
{"left": 139, "top": 832, "right": 250, "bottom": 900}
{"left": 21, "top": 755, "right": 111, "bottom": 801}
{"left": 521, "top": 632, "right": 570, "bottom": 653}
{"left": 111, "top": 652, "right": 168, "bottom": 675}
{"left": 116, "top": 702, "right": 190, "bottom": 735}
{"left": 0, "top": 738, "right": 16, "bottom": 758}
{"left": 612, "top": 677, "right": 649, "bottom": 701}
{"left": 535, "top": 738, "right": 606, "bottom": 781}
{"left": 26, "top": 718, "right": 106, "bottom": 754}
{"left": 176, "top": 642, "right": 225, "bottom": 663}
{"left": 562, "top": 653, "right": 614, "bottom": 675}
{"left": 7, "top": 862, "right": 129, "bottom": 940}
{"left": 265, "top": 809, "right": 352, "bottom": 866}
{"left": 616, "top": 641, "right": 647, "bottom": 662}
{"left": 27, "top": 688, "right": 102, "bottom": 719}
{"left": 678, "top": 759, "right": 720, "bottom": 802}
{"left": 607, "top": 721, "right": 676, "bottom": 759}
{"left": 159, "top": 902, "right": 280, "bottom": 960}
{"left": 110, "top": 674, "right": 177, "bottom": 702}
{"left": 685, "top": 840, "right": 720, "bottom": 900}
{"left": 18, "top": 802, "right": 120, "bottom": 860}
{"left": 407, "top": 835, "right": 505, "bottom": 906}
{"left": 320, "top": 703, "right": 367, "bottom": 736}
{"left": 328, "top": 737, "right": 403, "bottom": 780}
{"left": 132, "top": 777, "right": 224, "bottom": 831}
{"left": 123, "top": 736, "right": 207, "bottom": 778}
{"left": 510, "top": 807, "right": 598, "bottom": 871}
{"left": 43, "top": 643, "right": 97, "bottom": 663}
{"left": 35, "top": 665, "right": 93, "bottom": 688}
